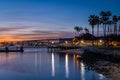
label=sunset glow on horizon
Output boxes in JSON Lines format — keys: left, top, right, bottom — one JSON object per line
{"left": 0, "top": 0, "right": 120, "bottom": 41}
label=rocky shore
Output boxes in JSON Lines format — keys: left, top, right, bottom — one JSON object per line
{"left": 82, "top": 47, "right": 120, "bottom": 80}
{"left": 55, "top": 46, "right": 120, "bottom": 80}
{"left": 94, "top": 61, "right": 120, "bottom": 80}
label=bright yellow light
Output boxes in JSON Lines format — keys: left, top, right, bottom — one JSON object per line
{"left": 65, "top": 41, "right": 68, "bottom": 44}
{"left": 81, "top": 40, "right": 84, "bottom": 43}
{"left": 99, "top": 40, "right": 102, "bottom": 43}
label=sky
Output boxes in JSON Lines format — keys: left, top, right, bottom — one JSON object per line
{"left": 0, "top": 0, "right": 120, "bottom": 41}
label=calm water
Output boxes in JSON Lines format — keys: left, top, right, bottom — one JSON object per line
{"left": 0, "top": 48, "right": 110, "bottom": 80}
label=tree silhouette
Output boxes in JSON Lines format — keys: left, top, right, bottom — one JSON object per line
{"left": 95, "top": 16, "right": 101, "bottom": 37}
{"left": 113, "top": 15, "right": 118, "bottom": 35}
{"left": 107, "top": 20, "right": 113, "bottom": 35}
{"left": 118, "top": 16, "right": 120, "bottom": 34}
{"left": 84, "top": 27, "right": 89, "bottom": 33}
{"left": 74, "top": 26, "right": 80, "bottom": 36}
{"left": 88, "top": 15, "right": 97, "bottom": 46}
{"left": 100, "top": 11, "right": 111, "bottom": 37}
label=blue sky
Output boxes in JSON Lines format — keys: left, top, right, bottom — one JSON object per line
{"left": 0, "top": 0, "right": 120, "bottom": 41}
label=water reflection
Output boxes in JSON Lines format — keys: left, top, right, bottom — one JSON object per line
{"left": 80, "top": 62, "right": 85, "bottom": 80}
{"left": 73, "top": 54, "right": 81, "bottom": 72}
{"left": 35, "top": 52, "right": 38, "bottom": 72}
{"left": 0, "top": 48, "right": 110, "bottom": 80}
{"left": 98, "top": 74, "right": 105, "bottom": 80}
{"left": 51, "top": 53, "right": 55, "bottom": 77}
{"left": 65, "top": 54, "right": 69, "bottom": 78}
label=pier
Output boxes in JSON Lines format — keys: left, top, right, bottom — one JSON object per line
{"left": 0, "top": 46, "right": 24, "bottom": 52}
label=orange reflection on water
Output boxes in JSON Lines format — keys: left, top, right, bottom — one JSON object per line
{"left": 73, "top": 54, "right": 80, "bottom": 70}
{"left": 0, "top": 53, "right": 18, "bottom": 62}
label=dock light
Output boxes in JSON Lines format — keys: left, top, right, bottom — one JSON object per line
{"left": 99, "top": 40, "right": 102, "bottom": 43}
{"left": 81, "top": 40, "right": 84, "bottom": 43}
{"left": 65, "top": 41, "right": 68, "bottom": 44}
{"left": 52, "top": 41, "right": 54, "bottom": 44}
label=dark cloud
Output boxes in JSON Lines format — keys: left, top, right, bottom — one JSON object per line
{"left": 11, "top": 30, "right": 74, "bottom": 40}
{"left": 0, "top": 26, "right": 74, "bottom": 41}
{"left": 0, "top": 27, "right": 28, "bottom": 32}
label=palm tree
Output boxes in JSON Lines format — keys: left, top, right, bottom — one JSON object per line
{"left": 112, "top": 15, "right": 118, "bottom": 35}
{"left": 74, "top": 26, "right": 80, "bottom": 36}
{"left": 88, "top": 15, "right": 97, "bottom": 46}
{"left": 118, "top": 16, "right": 120, "bottom": 35}
{"left": 95, "top": 16, "right": 101, "bottom": 37}
{"left": 84, "top": 27, "right": 89, "bottom": 33}
{"left": 107, "top": 20, "right": 113, "bottom": 35}
{"left": 100, "top": 11, "right": 112, "bottom": 37}
{"left": 79, "top": 27, "right": 83, "bottom": 34}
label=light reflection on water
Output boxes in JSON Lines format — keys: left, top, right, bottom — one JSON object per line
{"left": 0, "top": 48, "right": 110, "bottom": 80}
{"left": 80, "top": 62, "right": 85, "bottom": 80}
{"left": 65, "top": 54, "right": 69, "bottom": 78}
{"left": 51, "top": 53, "right": 55, "bottom": 77}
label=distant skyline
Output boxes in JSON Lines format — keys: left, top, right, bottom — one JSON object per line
{"left": 0, "top": 0, "right": 120, "bottom": 41}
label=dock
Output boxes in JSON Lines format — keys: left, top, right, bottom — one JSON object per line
{"left": 0, "top": 46, "right": 24, "bottom": 52}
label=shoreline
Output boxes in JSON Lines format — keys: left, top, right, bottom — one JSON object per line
{"left": 94, "top": 61, "right": 120, "bottom": 80}
{"left": 55, "top": 49, "right": 84, "bottom": 55}
{"left": 55, "top": 47, "right": 120, "bottom": 80}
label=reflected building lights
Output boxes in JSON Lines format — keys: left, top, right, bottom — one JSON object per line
{"left": 80, "top": 62, "right": 85, "bottom": 80}
{"left": 35, "top": 53, "right": 38, "bottom": 71}
{"left": 65, "top": 54, "right": 69, "bottom": 78}
{"left": 73, "top": 55, "right": 76, "bottom": 67}
{"left": 98, "top": 74, "right": 104, "bottom": 80}
{"left": 52, "top": 53, "right": 55, "bottom": 77}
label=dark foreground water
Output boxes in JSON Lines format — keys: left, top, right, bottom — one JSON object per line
{"left": 0, "top": 48, "right": 110, "bottom": 80}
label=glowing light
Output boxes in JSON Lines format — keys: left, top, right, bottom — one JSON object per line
{"left": 65, "top": 41, "right": 68, "bottom": 44}
{"left": 81, "top": 40, "right": 84, "bottom": 43}
{"left": 99, "top": 40, "right": 102, "bottom": 43}
{"left": 52, "top": 41, "right": 54, "bottom": 44}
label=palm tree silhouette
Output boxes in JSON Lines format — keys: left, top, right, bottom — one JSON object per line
{"left": 88, "top": 15, "right": 97, "bottom": 46}
{"left": 113, "top": 15, "right": 118, "bottom": 35}
{"left": 84, "top": 27, "right": 89, "bottom": 33}
{"left": 74, "top": 26, "right": 80, "bottom": 36}
{"left": 100, "top": 11, "right": 111, "bottom": 37}
{"left": 107, "top": 20, "right": 113, "bottom": 35}
{"left": 118, "top": 16, "right": 120, "bottom": 35}
{"left": 79, "top": 27, "right": 83, "bottom": 34}
{"left": 95, "top": 16, "right": 101, "bottom": 37}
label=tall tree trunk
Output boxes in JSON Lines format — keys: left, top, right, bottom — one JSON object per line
{"left": 97, "top": 24, "right": 99, "bottom": 46}
{"left": 114, "top": 24, "right": 117, "bottom": 35}
{"left": 104, "top": 24, "right": 107, "bottom": 46}
{"left": 92, "top": 26, "right": 94, "bottom": 46}
{"left": 118, "top": 24, "right": 120, "bottom": 35}
{"left": 107, "top": 25, "right": 109, "bottom": 36}
{"left": 105, "top": 24, "right": 107, "bottom": 37}
{"left": 97, "top": 24, "right": 99, "bottom": 37}
{"left": 103, "top": 24, "right": 105, "bottom": 37}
